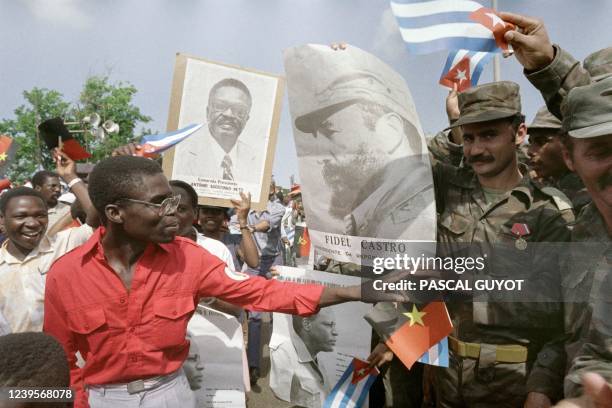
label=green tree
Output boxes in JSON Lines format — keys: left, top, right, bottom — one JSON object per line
{"left": 75, "top": 75, "right": 152, "bottom": 161}
{"left": 0, "top": 88, "right": 71, "bottom": 183}
{"left": 0, "top": 76, "right": 152, "bottom": 183}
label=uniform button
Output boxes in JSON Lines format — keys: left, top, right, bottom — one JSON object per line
{"left": 120, "top": 298, "right": 126, "bottom": 304}
{"left": 172, "top": 311, "right": 177, "bottom": 316}
{"left": 84, "top": 324, "right": 89, "bottom": 330}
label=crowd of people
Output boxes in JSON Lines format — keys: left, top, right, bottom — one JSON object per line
{"left": 0, "top": 10, "right": 610, "bottom": 408}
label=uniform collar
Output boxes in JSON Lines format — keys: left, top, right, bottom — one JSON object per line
{"left": 451, "top": 164, "right": 535, "bottom": 209}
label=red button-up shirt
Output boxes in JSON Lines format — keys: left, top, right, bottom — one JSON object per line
{"left": 43, "top": 228, "right": 323, "bottom": 407}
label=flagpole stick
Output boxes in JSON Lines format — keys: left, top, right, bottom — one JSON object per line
{"left": 492, "top": 0, "right": 501, "bottom": 82}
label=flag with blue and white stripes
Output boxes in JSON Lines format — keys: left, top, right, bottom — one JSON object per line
{"left": 418, "top": 337, "right": 449, "bottom": 367}
{"left": 141, "top": 123, "right": 204, "bottom": 156}
{"left": 323, "top": 358, "right": 379, "bottom": 408}
{"left": 439, "top": 49, "right": 494, "bottom": 91}
{"left": 390, "top": 0, "right": 501, "bottom": 55}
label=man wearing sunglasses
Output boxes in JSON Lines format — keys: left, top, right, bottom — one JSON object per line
{"left": 43, "top": 155, "right": 402, "bottom": 408}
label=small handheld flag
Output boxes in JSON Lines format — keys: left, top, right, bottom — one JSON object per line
{"left": 140, "top": 123, "right": 203, "bottom": 157}
{"left": 323, "top": 358, "right": 379, "bottom": 408}
{"left": 366, "top": 301, "right": 453, "bottom": 370}
{"left": 0, "top": 135, "right": 18, "bottom": 177}
{"left": 439, "top": 49, "right": 494, "bottom": 91}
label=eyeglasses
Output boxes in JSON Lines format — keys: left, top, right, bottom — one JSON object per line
{"left": 117, "top": 195, "right": 181, "bottom": 217}
{"left": 209, "top": 101, "right": 249, "bottom": 121}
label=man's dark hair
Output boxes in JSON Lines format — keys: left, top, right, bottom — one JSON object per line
{"left": 0, "top": 187, "right": 47, "bottom": 214}
{"left": 170, "top": 180, "right": 198, "bottom": 210}
{"left": 0, "top": 332, "right": 69, "bottom": 388}
{"left": 88, "top": 156, "right": 163, "bottom": 221}
{"left": 559, "top": 132, "right": 574, "bottom": 154}
{"left": 208, "top": 78, "right": 252, "bottom": 106}
{"left": 31, "top": 170, "right": 59, "bottom": 188}
{"left": 509, "top": 114, "right": 526, "bottom": 133}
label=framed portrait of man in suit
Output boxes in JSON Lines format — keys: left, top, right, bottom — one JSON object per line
{"left": 164, "top": 53, "right": 284, "bottom": 210}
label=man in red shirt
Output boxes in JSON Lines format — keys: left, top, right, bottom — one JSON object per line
{"left": 43, "top": 156, "right": 393, "bottom": 408}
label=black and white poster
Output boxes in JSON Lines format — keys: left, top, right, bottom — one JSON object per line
{"left": 284, "top": 44, "right": 436, "bottom": 264}
{"left": 164, "top": 54, "right": 284, "bottom": 210}
{"left": 269, "top": 267, "right": 372, "bottom": 408}
{"left": 186, "top": 306, "right": 246, "bottom": 408}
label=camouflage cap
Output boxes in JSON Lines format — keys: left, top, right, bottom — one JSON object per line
{"left": 529, "top": 106, "right": 562, "bottom": 130}
{"left": 562, "top": 76, "right": 612, "bottom": 138}
{"left": 584, "top": 47, "right": 612, "bottom": 81}
{"left": 450, "top": 81, "right": 521, "bottom": 128}
{"left": 294, "top": 70, "right": 413, "bottom": 133}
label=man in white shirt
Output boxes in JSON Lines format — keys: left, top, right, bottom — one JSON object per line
{"left": 0, "top": 151, "right": 97, "bottom": 333}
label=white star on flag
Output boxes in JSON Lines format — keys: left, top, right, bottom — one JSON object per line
{"left": 486, "top": 12, "right": 504, "bottom": 28}
{"left": 455, "top": 69, "right": 467, "bottom": 83}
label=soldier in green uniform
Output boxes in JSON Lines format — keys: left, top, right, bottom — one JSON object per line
{"left": 527, "top": 105, "right": 590, "bottom": 213}
{"left": 501, "top": 11, "right": 612, "bottom": 403}
{"left": 367, "top": 81, "right": 574, "bottom": 408}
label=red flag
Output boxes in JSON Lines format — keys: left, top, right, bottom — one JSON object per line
{"left": 61, "top": 139, "right": 91, "bottom": 161}
{"left": 296, "top": 226, "right": 311, "bottom": 258}
{"left": 0, "top": 135, "right": 18, "bottom": 177}
{"left": 385, "top": 302, "right": 453, "bottom": 369}
{"left": 439, "top": 56, "right": 472, "bottom": 92}
{"left": 469, "top": 8, "right": 514, "bottom": 51}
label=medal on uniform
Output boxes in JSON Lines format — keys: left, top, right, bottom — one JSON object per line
{"left": 511, "top": 223, "right": 530, "bottom": 250}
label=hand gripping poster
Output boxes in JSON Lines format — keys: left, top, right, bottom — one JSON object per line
{"left": 283, "top": 44, "right": 436, "bottom": 266}
{"left": 269, "top": 267, "right": 372, "bottom": 408}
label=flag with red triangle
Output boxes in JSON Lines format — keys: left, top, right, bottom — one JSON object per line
{"left": 439, "top": 49, "right": 495, "bottom": 91}
{"left": 469, "top": 8, "right": 515, "bottom": 51}
{"left": 323, "top": 358, "right": 379, "bottom": 408}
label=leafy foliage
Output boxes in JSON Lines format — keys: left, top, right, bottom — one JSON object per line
{"left": 0, "top": 76, "right": 152, "bottom": 183}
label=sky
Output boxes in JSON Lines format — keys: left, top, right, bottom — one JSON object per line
{"left": 1, "top": 0, "right": 611, "bottom": 187}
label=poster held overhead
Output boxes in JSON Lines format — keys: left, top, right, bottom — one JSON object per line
{"left": 283, "top": 44, "right": 436, "bottom": 265}
{"left": 163, "top": 53, "right": 284, "bottom": 210}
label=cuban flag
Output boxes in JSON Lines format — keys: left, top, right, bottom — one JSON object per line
{"left": 140, "top": 123, "right": 203, "bottom": 157}
{"left": 323, "top": 358, "right": 379, "bottom": 408}
{"left": 418, "top": 337, "right": 449, "bottom": 367}
{"left": 439, "top": 49, "right": 494, "bottom": 91}
{"left": 390, "top": 0, "right": 514, "bottom": 55}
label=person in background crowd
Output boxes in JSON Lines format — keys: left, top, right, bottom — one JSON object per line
{"left": 0, "top": 332, "right": 70, "bottom": 408}
{"left": 527, "top": 105, "right": 590, "bottom": 212}
{"left": 43, "top": 155, "right": 397, "bottom": 408}
{"left": 31, "top": 170, "right": 71, "bottom": 234}
{"left": 0, "top": 150, "right": 97, "bottom": 333}
{"left": 241, "top": 179, "right": 287, "bottom": 385}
